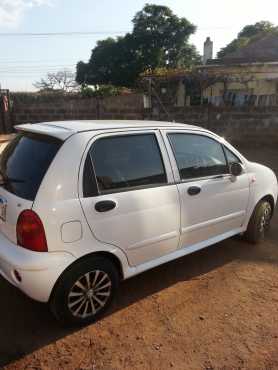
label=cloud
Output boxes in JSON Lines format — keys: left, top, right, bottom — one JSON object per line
{"left": 0, "top": 0, "right": 51, "bottom": 26}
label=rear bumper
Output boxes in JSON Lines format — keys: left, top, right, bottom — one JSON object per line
{"left": 0, "top": 232, "right": 76, "bottom": 302}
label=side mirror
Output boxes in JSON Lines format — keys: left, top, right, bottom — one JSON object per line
{"left": 230, "top": 162, "right": 243, "bottom": 177}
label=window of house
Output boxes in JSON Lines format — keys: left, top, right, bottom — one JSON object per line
{"left": 88, "top": 134, "right": 167, "bottom": 194}
{"left": 168, "top": 133, "right": 229, "bottom": 180}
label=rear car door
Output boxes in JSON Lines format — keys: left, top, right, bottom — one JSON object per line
{"left": 162, "top": 130, "right": 250, "bottom": 248}
{"left": 79, "top": 130, "right": 180, "bottom": 267}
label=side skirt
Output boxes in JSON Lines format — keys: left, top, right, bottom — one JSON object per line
{"left": 124, "top": 227, "right": 245, "bottom": 279}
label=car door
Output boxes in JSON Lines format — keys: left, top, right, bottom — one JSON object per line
{"left": 79, "top": 130, "right": 181, "bottom": 267}
{"left": 162, "top": 130, "right": 250, "bottom": 248}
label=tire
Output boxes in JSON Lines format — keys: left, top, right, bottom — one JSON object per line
{"left": 244, "top": 200, "right": 272, "bottom": 244}
{"left": 49, "top": 256, "right": 119, "bottom": 326}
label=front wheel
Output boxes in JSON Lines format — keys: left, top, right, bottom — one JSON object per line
{"left": 244, "top": 200, "right": 272, "bottom": 244}
{"left": 50, "top": 256, "right": 119, "bottom": 326}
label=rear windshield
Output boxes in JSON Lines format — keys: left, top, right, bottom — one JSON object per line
{"left": 0, "top": 132, "right": 62, "bottom": 201}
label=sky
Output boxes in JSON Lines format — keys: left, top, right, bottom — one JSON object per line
{"left": 0, "top": 0, "right": 278, "bottom": 91}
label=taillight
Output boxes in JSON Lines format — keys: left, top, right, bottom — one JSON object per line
{"left": 16, "top": 210, "right": 48, "bottom": 252}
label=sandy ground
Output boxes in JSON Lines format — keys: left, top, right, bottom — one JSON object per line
{"left": 1, "top": 147, "right": 278, "bottom": 370}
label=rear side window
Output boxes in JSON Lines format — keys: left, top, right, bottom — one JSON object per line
{"left": 168, "top": 133, "right": 229, "bottom": 180}
{"left": 83, "top": 154, "right": 98, "bottom": 198}
{"left": 0, "top": 133, "right": 62, "bottom": 201}
{"left": 88, "top": 133, "right": 167, "bottom": 194}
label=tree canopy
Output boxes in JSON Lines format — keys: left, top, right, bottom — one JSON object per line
{"left": 218, "top": 21, "right": 277, "bottom": 58}
{"left": 76, "top": 4, "right": 200, "bottom": 87}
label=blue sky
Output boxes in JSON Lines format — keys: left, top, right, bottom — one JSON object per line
{"left": 0, "top": 0, "right": 278, "bottom": 91}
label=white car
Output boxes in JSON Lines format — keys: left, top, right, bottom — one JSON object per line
{"left": 0, "top": 120, "right": 277, "bottom": 325}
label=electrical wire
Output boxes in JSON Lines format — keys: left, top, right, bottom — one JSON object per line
{"left": 0, "top": 31, "right": 128, "bottom": 37}
{"left": 0, "top": 65, "right": 76, "bottom": 70}
{"left": 0, "top": 26, "right": 237, "bottom": 38}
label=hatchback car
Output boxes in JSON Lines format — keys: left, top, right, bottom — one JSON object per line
{"left": 0, "top": 120, "right": 276, "bottom": 325}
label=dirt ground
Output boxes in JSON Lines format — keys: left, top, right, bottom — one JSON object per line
{"left": 1, "top": 147, "right": 278, "bottom": 370}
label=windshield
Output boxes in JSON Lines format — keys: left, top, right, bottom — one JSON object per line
{"left": 0, "top": 132, "right": 62, "bottom": 201}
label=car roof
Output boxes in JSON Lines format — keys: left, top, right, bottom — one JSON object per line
{"left": 15, "top": 120, "right": 209, "bottom": 140}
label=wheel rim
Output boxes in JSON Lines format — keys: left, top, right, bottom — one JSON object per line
{"left": 68, "top": 270, "right": 112, "bottom": 319}
{"left": 259, "top": 204, "right": 272, "bottom": 233}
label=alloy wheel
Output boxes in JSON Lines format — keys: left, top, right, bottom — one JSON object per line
{"left": 67, "top": 270, "right": 112, "bottom": 319}
{"left": 259, "top": 204, "right": 272, "bottom": 233}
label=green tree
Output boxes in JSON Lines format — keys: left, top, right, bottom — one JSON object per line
{"left": 218, "top": 21, "right": 277, "bottom": 58}
{"left": 76, "top": 4, "right": 200, "bottom": 87}
{"left": 238, "top": 21, "right": 275, "bottom": 38}
{"left": 132, "top": 4, "right": 199, "bottom": 68}
{"left": 78, "top": 35, "right": 140, "bottom": 87}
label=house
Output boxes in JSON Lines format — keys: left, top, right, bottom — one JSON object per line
{"left": 141, "top": 34, "right": 278, "bottom": 108}
{"left": 199, "top": 33, "right": 278, "bottom": 106}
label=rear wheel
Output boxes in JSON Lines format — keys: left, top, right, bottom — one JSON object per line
{"left": 50, "top": 256, "right": 119, "bottom": 326}
{"left": 244, "top": 200, "right": 272, "bottom": 244}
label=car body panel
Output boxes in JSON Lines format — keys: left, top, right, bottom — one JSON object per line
{"left": 161, "top": 129, "right": 250, "bottom": 247}
{"left": 242, "top": 162, "right": 278, "bottom": 229}
{"left": 176, "top": 175, "right": 249, "bottom": 247}
{"left": 0, "top": 187, "right": 32, "bottom": 244}
{"left": 16, "top": 120, "right": 200, "bottom": 135}
{"left": 78, "top": 130, "right": 180, "bottom": 266}
{"left": 124, "top": 226, "right": 244, "bottom": 279}
{"left": 0, "top": 229, "right": 76, "bottom": 302}
{"left": 80, "top": 186, "right": 181, "bottom": 266}
{"left": 15, "top": 123, "right": 75, "bottom": 141}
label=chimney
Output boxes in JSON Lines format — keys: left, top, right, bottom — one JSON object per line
{"left": 203, "top": 37, "right": 213, "bottom": 64}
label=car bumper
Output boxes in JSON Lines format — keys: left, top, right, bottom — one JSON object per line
{"left": 0, "top": 231, "right": 76, "bottom": 302}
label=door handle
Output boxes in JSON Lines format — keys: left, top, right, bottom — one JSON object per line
{"left": 95, "top": 200, "right": 116, "bottom": 213}
{"left": 187, "top": 186, "right": 201, "bottom": 196}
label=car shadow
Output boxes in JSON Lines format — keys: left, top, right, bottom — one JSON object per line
{"left": 1, "top": 228, "right": 278, "bottom": 368}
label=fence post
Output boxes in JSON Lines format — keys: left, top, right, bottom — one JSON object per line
{"left": 207, "top": 104, "right": 210, "bottom": 130}
{"left": 96, "top": 97, "right": 100, "bottom": 119}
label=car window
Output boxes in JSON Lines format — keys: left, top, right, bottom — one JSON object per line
{"left": 0, "top": 133, "right": 62, "bottom": 201}
{"left": 168, "top": 133, "right": 229, "bottom": 180}
{"left": 89, "top": 134, "right": 167, "bottom": 194}
{"left": 224, "top": 146, "right": 242, "bottom": 164}
{"left": 83, "top": 154, "right": 98, "bottom": 198}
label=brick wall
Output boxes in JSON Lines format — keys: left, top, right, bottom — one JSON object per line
{"left": 206, "top": 108, "right": 278, "bottom": 147}
{"left": 10, "top": 93, "right": 278, "bottom": 147}
{"left": 145, "top": 106, "right": 278, "bottom": 147}
{"left": 11, "top": 93, "right": 145, "bottom": 126}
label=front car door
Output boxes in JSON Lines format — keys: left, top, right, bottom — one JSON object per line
{"left": 80, "top": 130, "right": 180, "bottom": 266}
{"left": 162, "top": 130, "right": 250, "bottom": 248}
